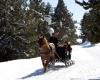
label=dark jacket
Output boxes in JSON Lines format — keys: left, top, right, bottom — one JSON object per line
{"left": 49, "top": 36, "right": 58, "bottom": 47}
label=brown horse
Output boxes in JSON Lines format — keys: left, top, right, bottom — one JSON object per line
{"left": 38, "top": 36, "right": 55, "bottom": 72}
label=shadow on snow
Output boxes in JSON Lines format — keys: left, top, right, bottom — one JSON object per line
{"left": 21, "top": 65, "right": 65, "bottom": 79}
{"left": 82, "top": 44, "right": 95, "bottom": 48}
{"left": 21, "top": 68, "right": 44, "bottom": 79}
{"left": 80, "top": 41, "right": 95, "bottom": 48}
{"left": 20, "top": 61, "right": 74, "bottom": 79}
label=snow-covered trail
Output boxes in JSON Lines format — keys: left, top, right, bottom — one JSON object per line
{"left": 0, "top": 44, "right": 100, "bottom": 80}
{"left": 71, "top": 45, "right": 100, "bottom": 79}
{"left": 20, "top": 45, "right": 100, "bottom": 80}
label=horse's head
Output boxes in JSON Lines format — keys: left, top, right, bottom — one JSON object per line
{"left": 38, "top": 35, "right": 50, "bottom": 50}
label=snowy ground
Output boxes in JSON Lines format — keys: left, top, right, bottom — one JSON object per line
{"left": 0, "top": 43, "right": 100, "bottom": 80}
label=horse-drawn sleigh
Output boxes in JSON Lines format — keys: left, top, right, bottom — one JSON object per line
{"left": 38, "top": 35, "right": 74, "bottom": 72}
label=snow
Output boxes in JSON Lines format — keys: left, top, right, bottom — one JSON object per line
{"left": 77, "top": 38, "right": 82, "bottom": 43}
{"left": 44, "top": 15, "right": 52, "bottom": 25}
{"left": 48, "top": 27, "right": 54, "bottom": 36}
{"left": 0, "top": 43, "right": 100, "bottom": 80}
{"left": 10, "top": 6, "right": 14, "bottom": 11}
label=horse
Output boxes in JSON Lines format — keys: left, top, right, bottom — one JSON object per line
{"left": 38, "top": 35, "right": 55, "bottom": 72}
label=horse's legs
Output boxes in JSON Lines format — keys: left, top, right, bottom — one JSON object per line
{"left": 50, "top": 55, "right": 55, "bottom": 68}
{"left": 41, "top": 59, "right": 49, "bottom": 72}
{"left": 50, "top": 52, "right": 56, "bottom": 66}
{"left": 45, "top": 59, "right": 50, "bottom": 71}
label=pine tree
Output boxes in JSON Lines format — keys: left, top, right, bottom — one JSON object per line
{"left": 0, "top": 0, "right": 34, "bottom": 61}
{"left": 25, "top": 0, "right": 52, "bottom": 57}
{"left": 75, "top": 0, "right": 100, "bottom": 43}
{"left": 45, "top": 2, "right": 53, "bottom": 15}
{"left": 52, "top": 0, "right": 77, "bottom": 44}
{"left": 75, "top": 0, "right": 100, "bottom": 10}
{"left": 0, "top": 0, "right": 54, "bottom": 61}
{"left": 81, "top": 11, "right": 100, "bottom": 43}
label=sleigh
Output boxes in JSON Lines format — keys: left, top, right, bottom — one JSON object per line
{"left": 48, "top": 43, "right": 74, "bottom": 68}
{"left": 53, "top": 45, "right": 73, "bottom": 66}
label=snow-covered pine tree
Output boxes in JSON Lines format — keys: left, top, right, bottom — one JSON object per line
{"left": 76, "top": 0, "right": 100, "bottom": 43}
{"left": 45, "top": 2, "right": 53, "bottom": 15}
{"left": 52, "top": 0, "right": 77, "bottom": 44}
{"left": 0, "top": 0, "right": 34, "bottom": 61}
{"left": 23, "top": 0, "right": 53, "bottom": 57}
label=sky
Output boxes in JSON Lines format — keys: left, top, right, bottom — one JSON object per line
{"left": 42, "top": 0, "right": 88, "bottom": 23}
{"left": 0, "top": 42, "right": 100, "bottom": 80}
